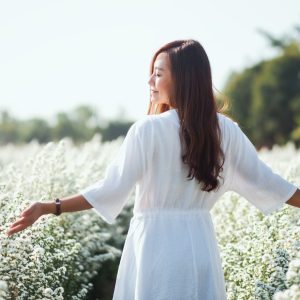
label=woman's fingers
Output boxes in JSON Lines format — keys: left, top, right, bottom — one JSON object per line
{"left": 9, "top": 217, "right": 27, "bottom": 230}
{"left": 7, "top": 217, "right": 32, "bottom": 236}
{"left": 6, "top": 202, "right": 42, "bottom": 237}
{"left": 7, "top": 223, "right": 28, "bottom": 236}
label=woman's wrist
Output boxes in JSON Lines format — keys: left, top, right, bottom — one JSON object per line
{"left": 41, "top": 201, "right": 56, "bottom": 215}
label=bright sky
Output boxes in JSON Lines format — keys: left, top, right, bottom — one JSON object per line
{"left": 0, "top": 0, "right": 299, "bottom": 125}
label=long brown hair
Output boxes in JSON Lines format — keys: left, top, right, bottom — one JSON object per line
{"left": 147, "top": 39, "right": 227, "bottom": 192}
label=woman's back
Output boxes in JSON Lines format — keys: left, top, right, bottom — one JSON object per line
{"left": 132, "top": 108, "right": 229, "bottom": 215}
{"left": 80, "top": 108, "right": 230, "bottom": 299}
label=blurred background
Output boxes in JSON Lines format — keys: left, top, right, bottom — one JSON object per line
{"left": 0, "top": 0, "right": 299, "bottom": 149}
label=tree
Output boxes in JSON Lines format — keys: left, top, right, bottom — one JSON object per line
{"left": 221, "top": 26, "right": 300, "bottom": 149}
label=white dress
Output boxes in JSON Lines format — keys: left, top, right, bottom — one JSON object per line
{"left": 80, "top": 108, "right": 298, "bottom": 300}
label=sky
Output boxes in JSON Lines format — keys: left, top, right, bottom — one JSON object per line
{"left": 0, "top": 0, "right": 299, "bottom": 125}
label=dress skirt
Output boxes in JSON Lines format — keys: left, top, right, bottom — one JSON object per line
{"left": 112, "top": 209, "right": 228, "bottom": 300}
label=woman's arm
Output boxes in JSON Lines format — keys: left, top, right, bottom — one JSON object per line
{"left": 42, "top": 194, "right": 93, "bottom": 214}
{"left": 6, "top": 194, "right": 92, "bottom": 236}
{"left": 286, "top": 188, "right": 300, "bottom": 208}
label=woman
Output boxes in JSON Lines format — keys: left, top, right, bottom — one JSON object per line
{"left": 6, "top": 39, "right": 300, "bottom": 299}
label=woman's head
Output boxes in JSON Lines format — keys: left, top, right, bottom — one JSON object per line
{"left": 147, "top": 39, "right": 226, "bottom": 192}
{"left": 147, "top": 52, "right": 175, "bottom": 109}
{"left": 147, "top": 39, "right": 216, "bottom": 116}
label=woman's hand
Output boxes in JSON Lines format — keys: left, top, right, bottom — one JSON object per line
{"left": 6, "top": 202, "right": 44, "bottom": 237}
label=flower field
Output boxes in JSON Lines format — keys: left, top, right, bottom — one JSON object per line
{"left": 0, "top": 134, "right": 299, "bottom": 299}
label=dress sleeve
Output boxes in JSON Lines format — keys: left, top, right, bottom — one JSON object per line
{"left": 79, "top": 119, "right": 151, "bottom": 224}
{"left": 226, "top": 119, "right": 298, "bottom": 216}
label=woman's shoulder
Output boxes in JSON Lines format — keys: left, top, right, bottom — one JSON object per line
{"left": 128, "top": 114, "right": 156, "bottom": 139}
{"left": 217, "top": 112, "right": 242, "bottom": 148}
{"left": 217, "top": 112, "right": 241, "bottom": 134}
{"left": 132, "top": 114, "right": 154, "bottom": 128}
{"left": 217, "top": 112, "right": 238, "bottom": 126}
{"left": 132, "top": 111, "right": 175, "bottom": 131}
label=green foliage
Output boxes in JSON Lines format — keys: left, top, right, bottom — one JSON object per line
{"left": 0, "top": 105, "right": 133, "bottom": 145}
{"left": 222, "top": 29, "right": 300, "bottom": 149}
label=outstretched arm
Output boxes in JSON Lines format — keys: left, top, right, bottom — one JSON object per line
{"left": 6, "top": 194, "right": 92, "bottom": 236}
{"left": 225, "top": 117, "right": 299, "bottom": 216}
{"left": 42, "top": 194, "right": 93, "bottom": 214}
{"left": 286, "top": 188, "right": 300, "bottom": 208}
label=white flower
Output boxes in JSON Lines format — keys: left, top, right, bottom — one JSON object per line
{"left": 0, "top": 280, "right": 8, "bottom": 290}
{"left": 32, "top": 246, "right": 45, "bottom": 257}
{"left": 43, "top": 287, "right": 53, "bottom": 296}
